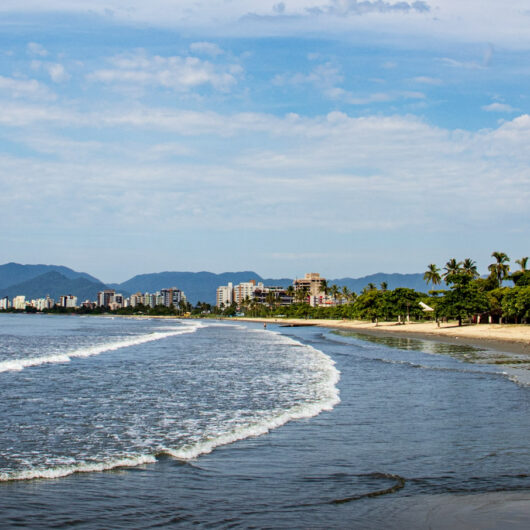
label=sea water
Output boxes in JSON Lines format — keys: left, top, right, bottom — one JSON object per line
{"left": 0, "top": 314, "right": 528, "bottom": 528}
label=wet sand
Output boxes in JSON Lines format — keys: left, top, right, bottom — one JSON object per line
{"left": 232, "top": 318, "right": 530, "bottom": 356}
{"left": 393, "top": 491, "right": 530, "bottom": 529}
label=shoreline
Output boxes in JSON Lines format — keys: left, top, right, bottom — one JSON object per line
{"left": 12, "top": 312, "right": 528, "bottom": 356}
{"left": 229, "top": 317, "right": 530, "bottom": 356}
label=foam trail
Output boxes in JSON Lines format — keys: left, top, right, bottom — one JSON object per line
{"left": 166, "top": 338, "right": 340, "bottom": 461}
{"left": 0, "top": 322, "right": 202, "bottom": 373}
{"left": 0, "top": 325, "right": 340, "bottom": 482}
{"left": 0, "top": 455, "right": 157, "bottom": 482}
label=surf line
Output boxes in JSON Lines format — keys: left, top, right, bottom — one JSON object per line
{"left": 0, "top": 323, "right": 202, "bottom": 373}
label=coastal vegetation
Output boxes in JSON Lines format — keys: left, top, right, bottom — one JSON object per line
{"left": 214, "top": 252, "right": 530, "bottom": 326}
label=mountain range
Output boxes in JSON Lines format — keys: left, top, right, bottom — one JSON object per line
{"left": 0, "top": 263, "right": 431, "bottom": 305}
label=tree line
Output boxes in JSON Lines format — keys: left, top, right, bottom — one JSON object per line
{"left": 217, "top": 252, "right": 529, "bottom": 325}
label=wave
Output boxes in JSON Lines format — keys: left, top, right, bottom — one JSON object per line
{"left": 0, "top": 328, "right": 340, "bottom": 482}
{"left": 164, "top": 331, "right": 340, "bottom": 460}
{"left": 0, "top": 322, "right": 202, "bottom": 374}
{"left": 0, "top": 454, "right": 157, "bottom": 482}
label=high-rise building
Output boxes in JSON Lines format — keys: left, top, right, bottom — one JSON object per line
{"left": 233, "top": 280, "right": 265, "bottom": 304}
{"left": 97, "top": 289, "right": 116, "bottom": 307}
{"left": 13, "top": 295, "right": 26, "bottom": 310}
{"left": 216, "top": 282, "right": 233, "bottom": 307}
{"left": 294, "top": 273, "right": 327, "bottom": 296}
{"left": 59, "top": 295, "right": 78, "bottom": 308}
{"left": 160, "top": 287, "right": 185, "bottom": 308}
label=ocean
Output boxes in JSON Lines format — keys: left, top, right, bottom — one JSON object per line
{"left": 0, "top": 314, "right": 528, "bottom": 528}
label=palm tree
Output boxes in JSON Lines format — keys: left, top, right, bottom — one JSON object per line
{"left": 462, "top": 258, "right": 479, "bottom": 279}
{"left": 330, "top": 284, "right": 340, "bottom": 305}
{"left": 488, "top": 251, "right": 510, "bottom": 286}
{"left": 341, "top": 285, "right": 351, "bottom": 303}
{"left": 443, "top": 258, "right": 461, "bottom": 279}
{"left": 515, "top": 257, "right": 528, "bottom": 271}
{"left": 362, "top": 283, "right": 376, "bottom": 294}
{"left": 424, "top": 263, "right": 442, "bottom": 290}
{"left": 286, "top": 285, "right": 295, "bottom": 301}
{"left": 380, "top": 281, "right": 388, "bottom": 291}
{"left": 265, "top": 291, "right": 276, "bottom": 315}
{"left": 294, "top": 286, "right": 309, "bottom": 304}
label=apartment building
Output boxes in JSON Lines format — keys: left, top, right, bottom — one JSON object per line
{"left": 216, "top": 282, "right": 233, "bottom": 307}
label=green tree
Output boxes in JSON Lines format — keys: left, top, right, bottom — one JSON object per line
{"left": 488, "top": 251, "right": 510, "bottom": 287}
{"left": 353, "top": 289, "right": 387, "bottom": 323}
{"left": 462, "top": 258, "right": 479, "bottom": 279}
{"left": 389, "top": 288, "right": 422, "bottom": 322}
{"left": 330, "top": 284, "right": 340, "bottom": 304}
{"left": 515, "top": 256, "right": 528, "bottom": 271}
{"left": 294, "top": 286, "right": 309, "bottom": 304}
{"left": 443, "top": 258, "right": 462, "bottom": 283}
{"left": 437, "top": 273, "right": 490, "bottom": 326}
{"left": 423, "top": 263, "right": 442, "bottom": 290}
{"left": 342, "top": 285, "right": 351, "bottom": 303}
{"left": 501, "top": 286, "right": 530, "bottom": 324}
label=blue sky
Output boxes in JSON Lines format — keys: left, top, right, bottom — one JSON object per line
{"left": 0, "top": 1, "right": 529, "bottom": 282}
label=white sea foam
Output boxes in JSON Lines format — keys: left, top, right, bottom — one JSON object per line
{"left": 0, "top": 322, "right": 202, "bottom": 373}
{"left": 0, "top": 323, "right": 340, "bottom": 482}
{"left": 165, "top": 335, "right": 340, "bottom": 461}
{"left": 0, "top": 454, "right": 157, "bottom": 482}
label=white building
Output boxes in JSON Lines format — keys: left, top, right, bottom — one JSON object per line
{"left": 33, "top": 298, "right": 48, "bottom": 311}
{"left": 13, "top": 295, "right": 26, "bottom": 310}
{"left": 97, "top": 290, "right": 123, "bottom": 308}
{"left": 233, "top": 280, "right": 264, "bottom": 304}
{"left": 0, "top": 297, "right": 10, "bottom": 310}
{"left": 129, "top": 292, "right": 144, "bottom": 307}
{"left": 59, "top": 295, "right": 78, "bottom": 308}
{"left": 216, "top": 282, "right": 233, "bottom": 307}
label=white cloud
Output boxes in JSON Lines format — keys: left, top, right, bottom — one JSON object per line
{"left": 189, "top": 42, "right": 224, "bottom": 57}
{"left": 482, "top": 102, "right": 517, "bottom": 113}
{"left": 0, "top": 1, "right": 529, "bottom": 49}
{"left": 1, "top": 102, "right": 528, "bottom": 238}
{"left": 412, "top": 76, "right": 442, "bottom": 85}
{"left": 47, "top": 63, "right": 70, "bottom": 83}
{"left": 31, "top": 60, "right": 71, "bottom": 83}
{"left": 87, "top": 50, "right": 242, "bottom": 92}
{"left": 306, "top": 0, "right": 430, "bottom": 16}
{"left": 273, "top": 63, "right": 426, "bottom": 105}
{"left": 0, "top": 76, "right": 55, "bottom": 100}
{"left": 27, "top": 42, "right": 48, "bottom": 57}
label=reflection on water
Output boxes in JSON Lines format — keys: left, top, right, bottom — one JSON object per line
{"left": 332, "top": 329, "right": 530, "bottom": 369}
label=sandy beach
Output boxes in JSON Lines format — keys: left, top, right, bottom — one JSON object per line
{"left": 232, "top": 317, "right": 530, "bottom": 355}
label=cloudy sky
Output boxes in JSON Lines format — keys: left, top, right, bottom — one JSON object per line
{"left": 1, "top": 1, "right": 529, "bottom": 282}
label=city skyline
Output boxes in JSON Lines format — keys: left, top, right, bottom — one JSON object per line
{"left": 1, "top": 2, "right": 529, "bottom": 283}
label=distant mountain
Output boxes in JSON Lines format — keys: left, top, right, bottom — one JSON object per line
{"left": 0, "top": 271, "right": 108, "bottom": 302}
{"left": 0, "top": 262, "right": 101, "bottom": 290}
{"left": 0, "top": 262, "right": 432, "bottom": 306}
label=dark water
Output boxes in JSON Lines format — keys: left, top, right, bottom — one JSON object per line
{"left": 0, "top": 315, "right": 529, "bottom": 528}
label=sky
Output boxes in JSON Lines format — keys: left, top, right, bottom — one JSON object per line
{"left": 0, "top": 1, "right": 529, "bottom": 283}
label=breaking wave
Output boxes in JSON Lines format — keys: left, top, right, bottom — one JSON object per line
{"left": 0, "top": 327, "right": 340, "bottom": 482}
{"left": 0, "top": 322, "right": 202, "bottom": 373}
